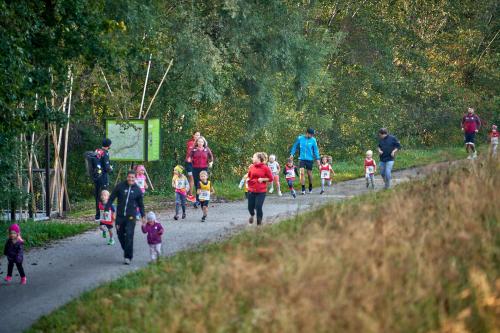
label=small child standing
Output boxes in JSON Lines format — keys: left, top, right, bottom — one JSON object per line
{"left": 283, "top": 158, "right": 298, "bottom": 198}
{"left": 267, "top": 155, "right": 282, "bottom": 196}
{"left": 320, "top": 156, "right": 335, "bottom": 195}
{"left": 197, "top": 170, "right": 215, "bottom": 222}
{"left": 489, "top": 124, "right": 499, "bottom": 157}
{"left": 135, "top": 165, "right": 149, "bottom": 194}
{"left": 3, "top": 224, "right": 26, "bottom": 285}
{"left": 172, "top": 165, "right": 190, "bottom": 220}
{"left": 141, "top": 212, "right": 164, "bottom": 262}
{"left": 239, "top": 171, "right": 250, "bottom": 199}
{"left": 364, "top": 150, "right": 377, "bottom": 189}
{"left": 98, "top": 190, "right": 116, "bottom": 245}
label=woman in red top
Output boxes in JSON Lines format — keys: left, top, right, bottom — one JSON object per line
{"left": 247, "top": 152, "right": 273, "bottom": 225}
{"left": 189, "top": 136, "right": 214, "bottom": 206}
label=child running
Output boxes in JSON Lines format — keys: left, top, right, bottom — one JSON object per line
{"left": 283, "top": 158, "right": 299, "bottom": 198}
{"left": 320, "top": 156, "right": 335, "bottom": 194}
{"left": 364, "top": 150, "right": 377, "bottom": 189}
{"left": 172, "top": 165, "right": 190, "bottom": 220}
{"left": 98, "top": 190, "right": 116, "bottom": 245}
{"left": 197, "top": 170, "right": 215, "bottom": 222}
{"left": 267, "top": 154, "right": 282, "bottom": 196}
{"left": 239, "top": 171, "right": 250, "bottom": 199}
{"left": 141, "top": 212, "right": 164, "bottom": 262}
{"left": 490, "top": 124, "right": 499, "bottom": 157}
{"left": 3, "top": 224, "right": 26, "bottom": 285}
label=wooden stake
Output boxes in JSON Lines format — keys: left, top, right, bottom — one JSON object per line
{"left": 143, "top": 167, "right": 155, "bottom": 191}
{"left": 60, "top": 73, "right": 73, "bottom": 213}
{"left": 138, "top": 53, "right": 152, "bottom": 119}
{"left": 143, "top": 58, "right": 174, "bottom": 119}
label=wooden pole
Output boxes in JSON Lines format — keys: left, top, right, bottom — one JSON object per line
{"left": 45, "top": 121, "right": 50, "bottom": 218}
{"left": 138, "top": 53, "right": 152, "bottom": 119}
{"left": 143, "top": 58, "right": 174, "bottom": 119}
{"left": 99, "top": 66, "right": 124, "bottom": 119}
{"left": 143, "top": 168, "right": 155, "bottom": 191}
{"left": 60, "top": 74, "right": 73, "bottom": 213}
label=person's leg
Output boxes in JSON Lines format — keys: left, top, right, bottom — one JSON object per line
{"left": 7, "top": 261, "right": 14, "bottom": 277}
{"left": 321, "top": 178, "right": 325, "bottom": 192}
{"left": 123, "top": 218, "right": 136, "bottom": 260}
{"left": 307, "top": 169, "right": 313, "bottom": 192}
{"left": 186, "top": 162, "right": 194, "bottom": 196}
{"left": 379, "top": 162, "right": 386, "bottom": 186}
{"left": 175, "top": 192, "right": 181, "bottom": 218}
{"left": 274, "top": 175, "right": 282, "bottom": 194}
{"left": 181, "top": 195, "right": 186, "bottom": 217}
{"left": 255, "top": 193, "right": 266, "bottom": 225}
{"left": 155, "top": 244, "right": 162, "bottom": 260}
{"left": 116, "top": 217, "right": 126, "bottom": 251}
{"left": 94, "top": 181, "right": 101, "bottom": 220}
{"left": 202, "top": 205, "right": 208, "bottom": 218}
{"left": 15, "top": 262, "right": 25, "bottom": 278}
{"left": 384, "top": 161, "right": 394, "bottom": 189}
{"left": 108, "top": 226, "right": 113, "bottom": 240}
{"left": 149, "top": 244, "right": 156, "bottom": 261}
{"left": 492, "top": 143, "right": 498, "bottom": 157}
{"left": 370, "top": 174, "right": 375, "bottom": 189}
{"left": 192, "top": 168, "right": 201, "bottom": 203}
{"left": 248, "top": 192, "right": 256, "bottom": 222}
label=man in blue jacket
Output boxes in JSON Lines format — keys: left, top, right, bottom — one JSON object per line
{"left": 377, "top": 128, "right": 401, "bottom": 189}
{"left": 290, "top": 128, "right": 321, "bottom": 194}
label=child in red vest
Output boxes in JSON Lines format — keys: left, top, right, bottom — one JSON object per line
{"left": 98, "top": 190, "right": 116, "bottom": 245}
{"left": 364, "top": 150, "right": 377, "bottom": 189}
{"left": 320, "top": 156, "right": 335, "bottom": 195}
{"left": 283, "top": 158, "right": 298, "bottom": 198}
{"left": 490, "top": 124, "right": 499, "bottom": 157}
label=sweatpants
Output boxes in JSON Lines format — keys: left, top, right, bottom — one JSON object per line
{"left": 116, "top": 215, "right": 136, "bottom": 260}
{"left": 175, "top": 192, "right": 187, "bottom": 216}
{"left": 149, "top": 243, "right": 162, "bottom": 261}
{"left": 7, "top": 261, "right": 25, "bottom": 278}
{"left": 248, "top": 192, "right": 266, "bottom": 225}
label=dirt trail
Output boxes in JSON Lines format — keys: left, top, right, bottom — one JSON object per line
{"left": 0, "top": 163, "right": 447, "bottom": 333}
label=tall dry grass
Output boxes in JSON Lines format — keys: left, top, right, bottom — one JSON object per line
{"left": 31, "top": 161, "right": 500, "bottom": 333}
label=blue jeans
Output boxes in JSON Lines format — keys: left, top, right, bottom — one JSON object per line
{"left": 379, "top": 161, "right": 394, "bottom": 189}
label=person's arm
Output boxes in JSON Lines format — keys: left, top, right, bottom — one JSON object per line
{"left": 141, "top": 224, "right": 147, "bottom": 234}
{"left": 475, "top": 115, "right": 481, "bottom": 132}
{"left": 16, "top": 243, "right": 24, "bottom": 263}
{"left": 391, "top": 137, "right": 401, "bottom": 157}
{"left": 312, "top": 139, "right": 321, "bottom": 166}
{"left": 290, "top": 137, "right": 300, "bottom": 158}
{"left": 3, "top": 240, "right": 8, "bottom": 257}
{"left": 277, "top": 162, "right": 281, "bottom": 173}
{"left": 158, "top": 224, "right": 164, "bottom": 236}
{"left": 374, "top": 160, "right": 377, "bottom": 172}
{"left": 210, "top": 183, "right": 215, "bottom": 194}
{"left": 378, "top": 142, "right": 383, "bottom": 155}
{"left": 102, "top": 152, "right": 112, "bottom": 173}
{"left": 137, "top": 190, "right": 145, "bottom": 218}
{"left": 185, "top": 179, "right": 190, "bottom": 193}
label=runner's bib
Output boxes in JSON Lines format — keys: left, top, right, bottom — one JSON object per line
{"left": 100, "top": 210, "right": 112, "bottom": 223}
{"left": 199, "top": 190, "right": 210, "bottom": 201}
{"left": 321, "top": 170, "right": 330, "bottom": 179}
{"left": 366, "top": 166, "right": 375, "bottom": 174}
{"left": 286, "top": 169, "right": 295, "bottom": 179}
{"left": 136, "top": 178, "right": 145, "bottom": 188}
{"left": 176, "top": 179, "right": 186, "bottom": 190}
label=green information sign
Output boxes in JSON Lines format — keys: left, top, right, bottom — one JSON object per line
{"left": 105, "top": 119, "right": 161, "bottom": 162}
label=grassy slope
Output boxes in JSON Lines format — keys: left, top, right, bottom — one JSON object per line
{"left": 30, "top": 159, "right": 499, "bottom": 332}
{"left": 0, "top": 221, "right": 93, "bottom": 251}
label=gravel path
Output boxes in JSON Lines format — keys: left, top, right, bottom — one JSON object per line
{"left": 0, "top": 164, "right": 445, "bottom": 333}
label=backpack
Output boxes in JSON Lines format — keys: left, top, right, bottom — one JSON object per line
{"left": 84, "top": 149, "right": 104, "bottom": 181}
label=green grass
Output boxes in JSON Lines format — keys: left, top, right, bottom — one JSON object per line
{"left": 0, "top": 220, "right": 94, "bottom": 250}
{"left": 28, "top": 158, "right": 499, "bottom": 333}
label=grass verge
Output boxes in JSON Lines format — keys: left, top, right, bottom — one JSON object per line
{"left": 29, "top": 158, "right": 499, "bottom": 332}
{"left": 0, "top": 220, "right": 94, "bottom": 251}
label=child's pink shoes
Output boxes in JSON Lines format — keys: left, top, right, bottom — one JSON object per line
{"left": 4, "top": 276, "right": 12, "bottom": 283}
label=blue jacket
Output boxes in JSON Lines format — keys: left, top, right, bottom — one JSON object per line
{"left": 378, "top": 135, "right": 402, "bottom": 162}
{"left": 290, "top": 135, "right": 320, "bottom": 161}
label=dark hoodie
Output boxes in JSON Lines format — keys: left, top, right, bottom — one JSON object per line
{"left": 247, "top": 163, "right": 273, "bottom": 193}
{"left": 4, "top": 239, "right": 24, "bottom": 263}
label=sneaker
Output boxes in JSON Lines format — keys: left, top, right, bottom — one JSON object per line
{"left": 187, "top": 194, "right": 196, "bottom": 203}
{"left": 320, "top": 190, "right": 324, "bottom": 195}
{"left": 182, "top": 213, "right": 186, "bottom": 219}
{"left": 4, "top": 276, "right": 12, "bottom": 283}
{"left": 292, "top": 190, "right": 297, "bottom": 198}
{"left": 174, "top": 215, "right": 179, "bottom": 221}
{"left": 301, "top": 190, "right": 306, "bottom": 195}
{"left": 193, "top": 202, "right": 200, "bottom": 209}
{"left": 102, "top": 230, "right": 107, "bottom": 238}
{"left": 467, "top": 154, "right": 473, "bottom": 160}
{"left": 472, "top": 152, "right": 478, "bottom": 159}
{"left": 201, "top": 215, "right": 207, "bottom": 222}
{"left": 123, "top": 258, "right": 131, "bottom": 265}
{"left": 308, "top": 190, "right": 313, "bottom": 194}
{"left": 366, "top": 182, "right": 370, "bottom": 188}
{"left": 248, "top": 216, "right": 254, "bottom": 224}
{"left": 108, "top": 238, "right": 115, "bottom": 245}
{"left": 20, "top": 277, "right": 27, "bottom": 285}
{"left": 278, "top": 191, "right": 282, "bottom": 197}
{"left": 269, "top": 187, "right": 274, "bottom": 194}
{"left": 94, "top": 218, "right": 100, "bottom": 223}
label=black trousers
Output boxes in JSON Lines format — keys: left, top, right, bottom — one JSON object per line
{"left": 94, "top": 178, "right": 108, "bottom": 220}
{"left": 192, "top": 167, "right": 208, "bottom": 202}
{"left": 7, "top": 261, "right": 25, "bottom": 278}
{"left": 116, "top": 215, "right": 136, "bottom": 260}
{"left": 248, "top": 192, "right": 266, "bottom": 224}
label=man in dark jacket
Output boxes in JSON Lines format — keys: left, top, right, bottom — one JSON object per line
{"left": 106, "top": 170, "right": 145, "bottom": 264}
{"left": 94, "top": 138, "right": 113, "bottom": 221}
{"left": 377, "top": 128, "right": 401, "bottom": 189}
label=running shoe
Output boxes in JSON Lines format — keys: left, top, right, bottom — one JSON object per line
{"left": 102, "top": 230, "right": 107, "bottom": 238}
{"left": 123, "top": 258, "right": 131, "bottom": 265}
{"left": 4, "top": 276, "right": 12, "bottom": 283}
{"left": 292, "top": 190, "right": 297, "bottom": 198}
{"left": 108, "top": 238, "right": 115, "bottom": 245}
{"left": 320, "top": 190, "right": 324, "bottom": 195}
{"left": 269, "top": 187, "right": 274, "bottom": 194}
{"left": 182, "top": 213, "right": 186, "bottom": 219}
{"left": 201, "top": 215, "right": 207, "bottom": 222}
{"left": 20, "top": 277, "right": 27, "bottom": 285}
{"left": 278, "top": 191, "right": 282, "bottom": 197}
{"left": 248, "top": 216, "right": 254, "bottom": 224}
{"left": 301, "top": 190, "right": 306, "bottom": 195}
{"left": 174, "top": 215, "right": 179, "bottom": 220}
{"left": 187, "top": 194, "right": 196, "bottom": 203}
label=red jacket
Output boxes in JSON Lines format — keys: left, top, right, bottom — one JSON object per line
{"left": 247, "top": 163, "right": 273, "bottom": 193}
{"left": 190, "top": 147, "right": 214, "bottom": 169}
{"left": 185, "top": 138, "right": 196, "bottom": 161}
{"left": 461, "top": 114, "right": 481, "bottom": 133}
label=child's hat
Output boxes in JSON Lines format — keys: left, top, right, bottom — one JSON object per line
{"left": 135, "top": 165, "right": 145, "bottom": 172}
{"left": 147, "top": 212, "right": 156, "bottom": 221}
{"left": 174, "top": 165, "right": 184, "bottom": 174}
{"left": 9, "top": 224, "right": 20, "bottom": 234}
